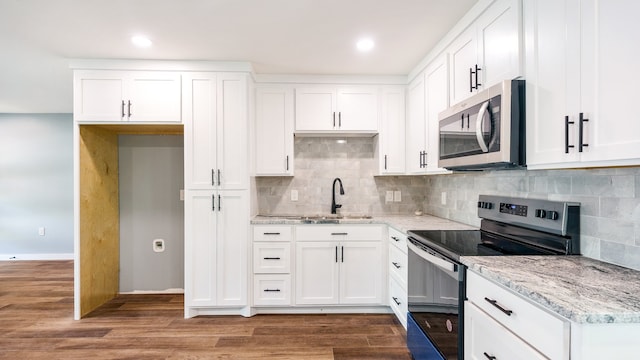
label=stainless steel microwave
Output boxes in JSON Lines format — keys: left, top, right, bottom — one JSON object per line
{"left": 438, "top": 79, "right": 525, "bottom": 170}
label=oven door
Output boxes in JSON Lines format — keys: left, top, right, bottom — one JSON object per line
{"left": 407, "top": 237, "right": 464, "bottom": 360}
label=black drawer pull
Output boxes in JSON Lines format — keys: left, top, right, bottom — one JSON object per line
{"left": 391, "top": 236, "right": 400, "bottom": 242}
{"left": 263, "top": 232, "right": 281, "bottom": 235}
{"left": 392, "top": 262, "right": 401, "bottom": 269}
{"left": 484, "top": 297, "right": 513, "bottom": 316}
{"left": 331, "top": 232, "right": 348, "bottom": 236}
{"left": 263, "top": 289, "right": 281, "bottom": 292}
{"left": 263, "top": 257, "right": 281, "bottom": 260}
{"left": 392, "top": 297, "right": 401, "bottom": 306}
{"left": 483, "top": 352, "right": 496, "bottom": 360}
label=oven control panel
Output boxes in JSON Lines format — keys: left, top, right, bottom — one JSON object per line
{"left": 477, "top": 195, "right": 580, "bottom": 236}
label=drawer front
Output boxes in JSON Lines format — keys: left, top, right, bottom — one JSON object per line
{"left": 296, "top": 225, "right": 383, "bottom": 241}
{"left": 253, "top": 243, "right": 291, "bottom": 273}
{"left": 253, "top": 225, "right": 293, "bottom": 242}
{"left": 388, "top": 226, "right": 407, "bottom": 253}
{"left": 465, "top": 302, "right": 547, "bottom": 360}
{"left": 466, "top": 271, "right": 569, "bottom": 360}
{"left": 388, "top": 243, "right": 408, "bottom": 289}
{"left": 389, "top": 278, "right": 408, "bottom": 329}
{"left": 253, "top": 274, "right": 291, "bottom": 306}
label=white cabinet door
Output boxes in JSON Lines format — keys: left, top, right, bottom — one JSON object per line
{"left": 424, "top": 55, "right": 452, "bottom": 174}
{"left": 73, "top": 71, "right": 126, "bottom": 121}
{"left": 406, "top": 73, "right": 427, "bottom": 174}
{"left": 449, "top": 27, "right": 479, "bottom": 105}
{"left": 184, "top": 73, "right": 218, "bottom": 189}
{"left": 579, "top": 0, "right": 640, "bottom": 164}
{"left": 216, "top": 190, "right": 248, "bottom": 306}
{"left": 255, "top": 87, "right": 294, "bottom": 176}
{"left": 183, "top": 73, "right": 248, "bottom": 190}
{"left": 336, "top": 88, "right": 378, "bottom": 131}
{"left": 379, "top": 87, "right": 406, "bottom": 174}
{"left": 127, "top": 72, "right": 181, "bottom": 122}
{"left": 295, "top": 87, "right": 336, "bottom": 131}
{"left": 339, "top": 241, "right": 383, "bottom": 304}
{"left": 73, "top": 70, "right": 181, "bottom": 123}
{"left": 217, "top": 73, "right": 248, "bottom": 190}
{"left": 184, "top": 190, "right": 217, "bottom": 307}
{"left": 295, "top": 242, "right": 339, "bottom": 305}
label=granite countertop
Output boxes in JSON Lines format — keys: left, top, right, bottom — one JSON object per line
{"left": 461, "top": 255, "right": 640, "bottom": 324}
{"left": 251, "top": 214, "right": 477, "bottom": 233}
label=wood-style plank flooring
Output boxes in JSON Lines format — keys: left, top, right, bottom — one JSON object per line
{"left": 0, "top": 261, "right": 410, "bottom": 359}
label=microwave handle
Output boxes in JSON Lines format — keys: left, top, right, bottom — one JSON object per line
{"left": 476, "top": 100, "right": 490, "bottom": 153}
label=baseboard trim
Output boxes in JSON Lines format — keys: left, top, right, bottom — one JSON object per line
{"left": 0, "top": 253, "right": 74, "bottom": 261}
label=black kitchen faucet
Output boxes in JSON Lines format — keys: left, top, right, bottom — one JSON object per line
{"left": 331, "top": 178, "right": 345, "bottom": 214}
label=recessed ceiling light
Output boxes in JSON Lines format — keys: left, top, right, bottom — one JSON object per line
{"left": 356, "top": 38, "right": 375, "bottom": 52}
{"left": 131, "top": 35, "right": 152, "bottom": 48}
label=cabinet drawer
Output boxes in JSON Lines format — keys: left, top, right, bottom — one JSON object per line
{"left": 466, "top": 271, "right": 569, "bottom": 360}
{"left": 388, "top": 243, "right": 408, "bottom": 288}
{"left": 253, "top": 243, "right": 291, "bottom": 273}
{"left": 253, "top": 274, "right": 291, "bottom": 306}
{"left": 388, "top": 227, "right": 407, "bottom": 253}
{"left": 389, "top": 278, "right": 408, "bottom": 328}
{"left": 296, "top": 225, "right": 383, "bottom": 241}
{"left": 253, "top": 225, "right": 293, "bottom": 242}
{"left": 465, "top": 302, "right": 546, "bottom": 360}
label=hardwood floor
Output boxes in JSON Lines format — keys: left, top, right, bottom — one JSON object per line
{"left": 0, "top": 261, "right": 410, "bottom": 359}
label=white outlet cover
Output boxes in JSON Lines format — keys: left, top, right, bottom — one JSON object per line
{"left": 291, "top": 189, "right": 299, "bottom": 201}
{"left": 385, "top": 191, "right": 394, "bottom": 203}
{"left": 441, "top": 192, "right": 447, "bottom": 205}
{"left": 394, "top": 191, "right": 402, "bottom": 202}
{"left": 153, "top": 239, "right": 165, "bottom": 253}
{"left": 38, "top": 227, "right": 45, "bottom": 236}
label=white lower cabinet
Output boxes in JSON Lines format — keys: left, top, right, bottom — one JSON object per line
{"left": 465, "top": 302, "right": 546, "bottom": 360}
{"left": 253, "top": 274, "right": 291, "bottom": 306}
{"left": 295, "top": 225, "right": 384, "bottom": 306}
{"left": 465, "top": 271, "right": 569, "bottom": 359}
{"left": 185, "top": 190, "right": 248, "bottom": 311}
{"left": 388, "top": 227, "right": 408, "bottom": 328}
{"left": 252, "top": 225, "right": 293, "bottom": 306}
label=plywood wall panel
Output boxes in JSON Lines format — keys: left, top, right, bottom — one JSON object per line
{"left": 78, "top": 126, "right": 119, "bottom": 317}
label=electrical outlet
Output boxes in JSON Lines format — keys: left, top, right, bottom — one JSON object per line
{"left": 394, "top": 191, "right": 402, "bottom": 202}
{"left": 38, "top": 227, "right": 45, "bottom": 236}
{"left": 385, "top": 191, "right": 394, "bottom": 203}
{"left": 441, "top": 192, "right": 447, "bottom": 205}
{"left": 291, "top": 189, "right": 299, "bottom": 201}
{"left": 153, "top": 239, "right": 165, "bottom": 253}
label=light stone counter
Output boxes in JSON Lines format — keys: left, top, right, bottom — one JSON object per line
{"left": 251, "top": 214, "right": 477, "bottom": 233}
{"left": 461, "top": 255, "right": 640, "bottom": 324}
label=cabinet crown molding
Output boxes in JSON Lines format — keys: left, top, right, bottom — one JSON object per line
{"left": 69, "top": 59, "right": 254, "bottom": 73}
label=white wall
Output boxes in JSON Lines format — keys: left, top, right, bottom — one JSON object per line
{"left": 0, "top": 113, "right": 73, "bottom": 258}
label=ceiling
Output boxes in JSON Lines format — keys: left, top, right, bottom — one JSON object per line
{"left": 0, "top": 0, "right": 477, "bottom": 113}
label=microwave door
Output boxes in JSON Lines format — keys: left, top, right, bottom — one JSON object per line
{"left": 475, "top": 101, "right": 491, "bottom": 152}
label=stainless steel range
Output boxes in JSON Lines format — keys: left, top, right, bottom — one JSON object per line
{"left": 406, "top": 195, "right": 580, "bottom": 360}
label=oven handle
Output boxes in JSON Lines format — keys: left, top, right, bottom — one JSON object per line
{"left": 475, "top": 100, "right": 490, "bottom": 153}
{"left": 407, "top": 238, "right": 458, "bottom": 273}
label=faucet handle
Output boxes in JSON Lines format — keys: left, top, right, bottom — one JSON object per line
{"left": 335, "top": 204, "right": 342, "bottom": 209}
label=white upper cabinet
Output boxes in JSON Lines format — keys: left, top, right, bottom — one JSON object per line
{"left": 183, "top": 72, "right": 248, "bottom": 190}
{"left": 448, "top": 0, "right": 522, "bottom": 105}
{"left": 255, "top": 87, "right": 294, "bottom": 176}
{"left": 378, "top": 87, "right": 406, "bottom": 175}
{"left": 295, "top": 86, "right": 378, "bottom": 133}
{"left": 405, "top": 73, "right": 427, "bottom": 174}
{"left": 73, "top": 70, "right": 182, "bottom": 123}
{"left": 525, "top": 0, "right": 640, "bottom": 169}
{"left": 424, "top": 55, "right": 452, "bottom": 174}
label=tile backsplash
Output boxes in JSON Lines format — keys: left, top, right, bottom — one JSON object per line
{"left": 255, "top": 137, "right": 640, "bottom": 271}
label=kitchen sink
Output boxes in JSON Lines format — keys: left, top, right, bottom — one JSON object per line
{"left": 257, "top": 214, "right": 373, "bottom": 223}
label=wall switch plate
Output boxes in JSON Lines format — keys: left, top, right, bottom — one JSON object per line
{"left": 153, "top": 239, "right": 165, "bottom": 253}
{"left": 38, "top": 227, "right": 45, "bottom": 236}
{"left": 385, "top": 191, "right": 394, "bottom": 203}
{"left": 291, "top": 189, "right": 298, "bottom": 201}
{"left": 394, "top": 191, "right": 402, "bottom": 202}
{"left": 441, "top": 192, "right": 447, "bottom": 205}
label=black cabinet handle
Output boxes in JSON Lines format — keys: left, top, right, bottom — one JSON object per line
{"left": 391, "top": 236, "right": 400, "bottom": 242}
{"left": 286, "top": 155, "right": 289, "bottom": 171}
{"left": 211, "top": 169, "right": 215, "bottom": 186}
{"left": 331, "top": 232, "right": 348, "bottom": 236}
{"left": 335, "top": 246, "right": 338, "bottom": 263}
{"left": 121, "top": 100, "right": 125, "bottom": 118}
{"left": 341, "top": 246, "right": 344, "bottom": 263}
{"left": 127, "top": 100, "right": 132, "bottom": 118}
{"left": 484, "top": 297, "right": 513, "bottom": 316}
{"left": 461, "top": 113, "right": 465, "bottom": 129}
{"left": 579, "top": 112, "right": 589, "bottom": 152}
{"left": 263, "top": 289, "right": 281, "bottom": 292}
{"left": 263, "top": 232, "right": 281, "bottom": 235}
{"left": 483, "top": 352, "right": 496, "bottom": 360}
{"left": 338, "top": 112, "right": 342, "bottom": 127}
{"left": 392, "top": 262, "right": 401, "bottom": 269}
{"left": 466, "top": 113, "right": 470, "bottom": 129}
{"left": 392, "top": 297, "right": 401, "bottom": 305}
{"left": 263, "top": 257, "right": 281, "bottom": 260}
{"left": 469, "top": 67, "right": 474, "bottom": 92}
{"left": 218, "top": 195, "right": 221, "bottom": 211}
{"left": 565, "top": 115, "right": 575, "bottom": 153}
{"left": 217, "top": 169, "right": 221, "bottom": 186}
{"left": 475, "top": 64, "right": 482, "bottom": 89}
{"left": 212, "top": 194, "right": 216, "bottom": 211}
{"left": 384, "top": 155, "right": 387, "bottom": 170}
{"left": 333, "top": 112, "right": 336, "bottom": 127}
